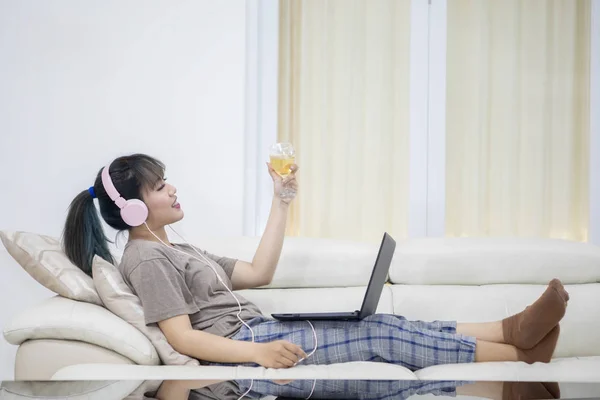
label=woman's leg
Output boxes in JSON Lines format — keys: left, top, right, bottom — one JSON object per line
{"left": 394, "top": 318, "right": 457, "bottom": 334}
{"left": 221, "top": 312, "right": 558, "bottom": 371}
{"left": 474, "top": 340, "right": 519, "bottom": 362}
{"left": 457, "top": 321, "right": 505, "bottom": 343}
{"left": 352, "top": 317, "right": 515, "bottom": 347}
{"left": 222, "top": 315, "right": 478, "bottom": 370}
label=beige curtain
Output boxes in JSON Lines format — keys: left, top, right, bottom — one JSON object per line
{"left": 278, "top": 0, "right": 411, "bottom": 243}
{"left": 445, "top": 0, "right": 591, "bottom": 241}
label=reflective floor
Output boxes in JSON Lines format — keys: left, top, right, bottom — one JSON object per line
{"left": 2, "top": 380, "right": 600, "bottom": 400}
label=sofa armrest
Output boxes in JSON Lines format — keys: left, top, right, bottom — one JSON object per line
{"left": 3, "top": 296, "right": 159, "bottom": 366}
{"left": 14, "top": 339, "right": 136, "bottom": 380}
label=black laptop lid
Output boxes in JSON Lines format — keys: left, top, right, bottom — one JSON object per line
{"left": 357, "top": 232, "right": 396, "bottom": 318}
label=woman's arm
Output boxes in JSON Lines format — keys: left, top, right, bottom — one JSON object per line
{"left": 159, "top": 315, "right": 257, "bottom": 363}
{"left": 231, "top": 197, "right": 290, "bottom": 290}
{"left": 231, "top": 164, "right": 298, "bottom": 290}
{"left": 158, "top": 314, "right": 307, "bottom": 367}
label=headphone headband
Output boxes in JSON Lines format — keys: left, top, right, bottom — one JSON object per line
{"left": 101, "top": 163, "right": 126, "bottom": 208}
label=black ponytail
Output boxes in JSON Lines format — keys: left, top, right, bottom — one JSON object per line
{"left": 62, "top": 189, "right": 115, "bottom": 277}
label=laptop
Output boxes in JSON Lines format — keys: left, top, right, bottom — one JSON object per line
{"left": 271, "top": 232, "right": 396, "bottom": 322}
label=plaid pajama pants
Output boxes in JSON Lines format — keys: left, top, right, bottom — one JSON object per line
{"left": 211, "top": 313, "right": 477, "bottom": 398}
{"left": 223, "top": 314, "right": 476, "bottom": 369}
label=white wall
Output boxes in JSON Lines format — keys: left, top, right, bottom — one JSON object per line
{"left": 0, "top": 0, "right": 247, "bottom": 380}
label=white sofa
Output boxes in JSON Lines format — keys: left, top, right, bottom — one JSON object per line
{"left": 3, "top": 235, "right": 600, "bottom": 385}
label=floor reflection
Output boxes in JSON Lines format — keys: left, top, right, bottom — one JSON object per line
{"left": 2, "top": 379, "right": 600, "bottom": 400}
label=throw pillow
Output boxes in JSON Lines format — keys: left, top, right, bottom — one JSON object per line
{"left": 0, "top": 230, "right": 102, "bottom": 306}
{"left": 92, "top": 255, "right": 200, "bottom": 366}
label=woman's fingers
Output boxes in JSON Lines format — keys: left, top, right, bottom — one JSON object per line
{"left": 282, "top": 177, "right": 296, "bottom": 187}
{"left": 281, "top": 348, "right": 300, "bottom": 365}
{"left": 285, "top": 342, "right": 308, "bottom": 360}
{"left": 282, "top": 164, "right": 299, "bottom": 183}
{"left": 277, "top": 356, "right": 295, "bottom": 368}
{"left": 266, "top": 162, "right": 280, "bottom": 179}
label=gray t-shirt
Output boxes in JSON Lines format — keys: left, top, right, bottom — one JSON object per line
{"left": 119, "top": 239, "right": 264, "bottom": 338}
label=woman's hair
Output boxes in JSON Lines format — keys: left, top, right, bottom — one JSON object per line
{"left": 62, "top": 153, "right": 166, "bottom": 276}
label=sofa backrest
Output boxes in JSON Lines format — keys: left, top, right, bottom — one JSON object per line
{"left": 160, "top": 236, "right": 381, "bottom": 289}
{"left": 110, "top": 235, "right": 600, "bottom": 288}
{"left": 389, "top": 237, "right": 600, "bottom": 285}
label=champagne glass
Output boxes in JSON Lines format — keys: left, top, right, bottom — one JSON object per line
{"left": 269, "top": 142, "right": 296, "bottom": 199}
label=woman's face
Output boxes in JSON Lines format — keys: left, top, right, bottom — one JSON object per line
{"left": 141, "top": 178, "right": 184, "bottom": 228}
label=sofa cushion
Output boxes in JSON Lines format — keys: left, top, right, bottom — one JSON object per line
{"left": 389, "top": 238, "right": 600, "bottom": 285}
{"left": 0, "top": 230, "right": 102, "bottom": 305}
{"left": 0, "top": 381, "right": 141, "bottom": 400}
{"left": 92, "top": 255, "right": 199, "bottom": 366}
{"left": 389, "top": 283, "right": 600, "bottom": 358}
{"left": 3, "top": 296, "right": 160, "bottom": 366}
{"left": 161, "top": 236, "right": 383, "bottom": 288}
{"left": 238, "top": 286, "right": 394, "bottom": 316}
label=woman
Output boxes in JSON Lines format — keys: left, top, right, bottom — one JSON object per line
{"left": 62, "top": 153, "right": 568, "bottom": 375}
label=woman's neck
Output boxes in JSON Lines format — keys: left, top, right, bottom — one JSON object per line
{"left": 128, "top": 226, "right": 173, "bottom": 246}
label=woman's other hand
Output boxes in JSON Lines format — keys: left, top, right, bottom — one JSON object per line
{"left": 252, "top": 340, "right": 308, "bottom": 369}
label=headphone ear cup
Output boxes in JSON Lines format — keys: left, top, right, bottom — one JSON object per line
{"left": 120, "top": 199, "right": 148, "bottom": 227}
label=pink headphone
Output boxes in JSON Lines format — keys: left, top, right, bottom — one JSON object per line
{"left": 101, "top": 163, "right": 149, "bottom": 227}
